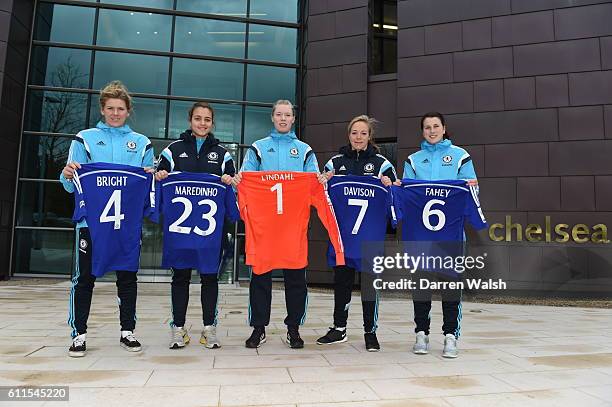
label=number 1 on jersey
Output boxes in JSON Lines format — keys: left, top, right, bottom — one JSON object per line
{"left": 271, "top": 182, "right": 283, "bottom": 214}
{"left": 100, "top": 189, "right": 125, "bottom": 230}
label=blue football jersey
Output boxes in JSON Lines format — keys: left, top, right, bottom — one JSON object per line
{"left": 327, "top": 175, "right": 397, "bottom": 271}
{"left": 72, "top": 163, "right": 154, "bottom": 277}
{"left": 392, "top": 179, "right": 487, "bottom": 241}
{"left": 153, "top": 172, "right": 240, "bottom": 274}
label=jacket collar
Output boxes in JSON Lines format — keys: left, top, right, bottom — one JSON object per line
{"left": 421, "top": 138, "right": 452, "bottom": 152}
{"left": 269, "top": 129, "right": 297, "bottom": 140}
{"left": 339, "top": 143, "right": 376, "bottom": 159}
{"left": 179, "top": 129, "right": 220, "bottom": 147}
{"left": 96, "top": 121, "right": 133, "bottom": 134}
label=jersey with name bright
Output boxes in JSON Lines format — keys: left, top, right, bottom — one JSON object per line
{"left": 392, "top": 179, "right": 487, "bottom": 241}
{"left": 238, "top": 171, "right": 345, "bottom": 275}
{"left": 153, "top": 172, "right": 239, "bottom": 274}
{"left": 326, "top": 175, "right": 396, "bottom": 271}
{"left": 72, "top": 162, "right": 154, "bottom": 277}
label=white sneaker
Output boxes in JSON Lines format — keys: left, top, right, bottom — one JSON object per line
{"left": 442, "top": 333, "right": 458, "bottom": 358}
{"left": 413, "top": 331, "right": 429, "bottom": 354}
{"left": 169, "top": 326, "right": 190, "bottom": 349}
{"left": 200, "top": 325, "right": 221, "bottom": 349}
{"left": 120, "top": 330, "right": 142, "bottom": 352}
{"left": 68, "top": 333, "right": 87, "bottom": 357}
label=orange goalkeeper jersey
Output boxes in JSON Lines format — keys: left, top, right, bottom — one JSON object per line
{"left": 238, "top": 171, "right": 345, "bottom": 275}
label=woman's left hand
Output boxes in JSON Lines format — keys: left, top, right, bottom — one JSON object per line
{"left": 144, "top": 166, "right": 155, "bottom": 174}
{"left": 221, "top": 174, "right": 233, "bottom": 185}
{"left": 466, "top": 179, "right": 478, "bottom": 186}
{"left": 380, "top": 176, "right": 392, "bottom": 187}
{"left": 317, "top": 172, "right": 330, "bottom": 184}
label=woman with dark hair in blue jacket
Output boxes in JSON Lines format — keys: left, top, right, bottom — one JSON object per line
{"left": 399, "top": 111, "right": 478, "bottom": 359}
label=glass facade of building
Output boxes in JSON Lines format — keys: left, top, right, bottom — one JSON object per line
{"left": 14, "top": 0, "right": 301, "bottom": 280}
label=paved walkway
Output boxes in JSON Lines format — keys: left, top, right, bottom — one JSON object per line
{"left": 0, "top": 281, "right": 611, "bottom": 406}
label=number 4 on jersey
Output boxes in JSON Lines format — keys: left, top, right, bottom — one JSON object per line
{"left": 99, "top": 189, "right": 125, "bottom": 229}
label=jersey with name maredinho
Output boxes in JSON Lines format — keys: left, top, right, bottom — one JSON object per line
{"left": 392, "top": 179, "right": 487, "bottom": 241}
{"left": 72, "top": 162, "right": 154, "bottom": 277}
{"left": 238, "top": 171, "right": 345, "bottom": 275}
{"left": 152, "top": 172, "right": 240, "bottom": 274}
{"left": 327, "top": 175, "right": 397, "bottom": 272}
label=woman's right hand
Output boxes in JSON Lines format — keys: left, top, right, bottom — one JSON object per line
{"left": 392, "top": 179, "right": 402, "bottom": 186}
{"left": 155, "top": 170, "right": 169, "bottom": 181}
{"left": 231, "top": 172, "right": 242, "bottom": 187}
{"left": 62, "top": 162, "right": 81, "bottom": 180}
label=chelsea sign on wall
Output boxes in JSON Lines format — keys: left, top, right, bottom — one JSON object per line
{"left": 489, "top": 216, "right": 608, "bottom": 244}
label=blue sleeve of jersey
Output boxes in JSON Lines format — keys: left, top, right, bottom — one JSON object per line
{"left": 71, "top": 170, "right": 87, "bottom": 222}
{"left": 403, "top": 159, "right": 416, "bottom": 179}
{"left": 240, "top": 147, "right": 261, "bottom": 171}
{"left": 386, "top": 187, "right": 398, "bottom": 227}
{"left": 304, "top": 150, "right": 320, "bottom": 173}
{"left": 390, "top": 185, "right": 404, "bottom": 222}
{"left": 60, "top": 139, "right": 90, "bottom": 193}
{"left": 464, "top": 185, "right": 487, "bottom": 230}
{"left": 324, "top": 158, "right": 333, "bottom": 173}
{"left": 149, "top": 177, "right": 161, "bottom": 223}
{"left": 224, "top": 188, "right": 240, "bottom": 222}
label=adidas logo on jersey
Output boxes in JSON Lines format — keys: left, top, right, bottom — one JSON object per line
{"left": 97, "top": 140, "right": 106, "bottom": 146}
{"left": 179, "top": 152, "right": 188, "bottom": 158}
{"left": 339, "top": 165, "right": 347, "bottom": 171}
{"left": 422, "top": 159, "right": 429, "bottom": 163}
{"left": 268, "top": 148, "right": 275, "bottom": 153}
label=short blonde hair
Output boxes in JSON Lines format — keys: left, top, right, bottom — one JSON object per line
{"left": 99, "top": 80, "right": 133, "bottom": 112}
{"left": 271, "top": 99, "right": 295, "bottom": 117}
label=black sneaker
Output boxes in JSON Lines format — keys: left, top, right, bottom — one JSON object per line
{"left": 316, "top": 327, "right": 347, "bottom": 345}
{"left": 245, "top": 327, "right": 266, "bottom": 348}
{"left": 364, "top": 332, "right": 380, "bottom": 352}
{"left": 287, "top": 326, "right": 304, "bottom": 349}
{"left": 119, "top": 331, "right": 142, "bottom": 352}
{"left": 68, "top": 334, "right": 87, "bottom": 358}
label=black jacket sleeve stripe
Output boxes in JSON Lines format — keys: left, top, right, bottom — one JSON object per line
{"left": 249, "top": 146, "right": 262, "bottom": 163}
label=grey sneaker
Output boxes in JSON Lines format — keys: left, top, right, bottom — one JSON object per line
{"left": 200, "top": 325, "right": 221, "bottom": 349}
{"left": 413, "top": 331, "right": 429, "bottom": 354}
{"left": 169, "top": 326, "right": 190, "bottom": 349}
{"left": 442, "top": 333, "right": 458, "bottom": 358}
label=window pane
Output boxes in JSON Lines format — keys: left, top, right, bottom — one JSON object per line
{"left": 174, "top": 17, "right": 246, "bottom": 59}
{"left": 248, "top": 24, "right": 297, "bottom": 64}
{"left": 93, "top": 51, "right": 169, "bottom": 94}
{"left": 250, "top": 0, "right": 298, "bottom": 23}
{"left": 246, "top": 65, "right": 295, "bottom": 104}
{"left": 172, "top": 58, "right": 244, "bottom": 101}
{"left": 34, "top": 4, "right": 95, "bottom": 45}
{"left": 19, "top": 134, "right": 72, "bottom": 180}
{"left": 17, "top": 181, "right": 74, "bottom": 228}
{"left": 30, "top": 47, "right": 91, "bottom": 89}
{"left": 244, "top": 105, "right": 272, "bottom": 145}
{"left": 24, "top": 90, "right": 89, "bottom": 134}
{"left": 89, "top": 95, "right": 167, "bottom": 138}
{"left": 169, "top": 101, "right": 241, "bottom": 143}
{"left": 14, "top": 229, "right": 75, "bottom": 275}
{"left": 176, "top": 0, "right": 247, "bottom": 17}
{"left": 97, "top": 9, "right": 172, "bottom": 52}
{"left": 100, "top": 0, "right": 174, "bottom": 9}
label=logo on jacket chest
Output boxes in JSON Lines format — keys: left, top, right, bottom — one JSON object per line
{"left": 442, "top": 155, "right": 453, "bottom": 166}
{"left": 364, "top": 163, "right": 375, "bottom": 174}
{"left": 207, "top": 151, "right": 220, "bottom": 164}
{"left": 126, "top": 140, "right": 137, "bottom": 153}
{"left": 289, "top": 148, "right": 299, "bottom": 158}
